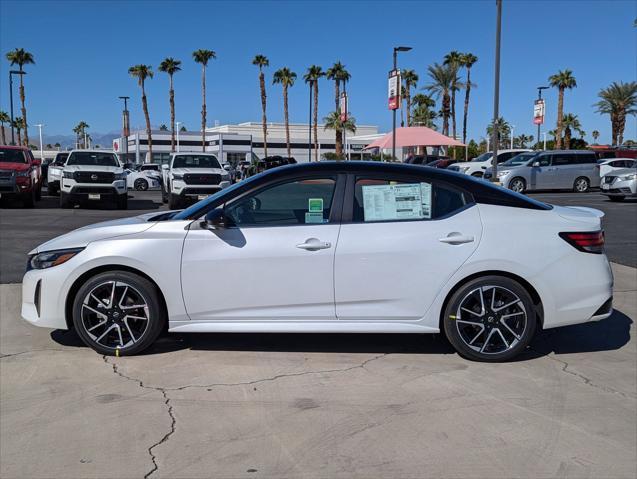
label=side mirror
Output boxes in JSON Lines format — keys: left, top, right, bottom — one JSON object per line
{"left": 201, "top": 208, "right": 230, "bottom": 230}
{"left": 219, "top": 180, "right": 231, "bottom": 189}
{"left": 532, "top": 161, "right": 541, "bottom": 167}
{"left": 32, "top": 159, "right": 41, "bottom": 166}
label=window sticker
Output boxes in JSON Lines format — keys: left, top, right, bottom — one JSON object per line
{"left": 305, "top": 212, "right": 325, "bottom": 224}
{"left": 308, "top": 198, "right": 324, "bottom": 212}
{"left": 362, "top": 182, "right": 432, "bottom": 222}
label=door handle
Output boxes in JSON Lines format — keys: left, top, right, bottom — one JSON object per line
{"left": 439, "top": 233, "right": 475, "bottom": 245}
{"left": 296, "top": 238, "right": 332, "bottom": 251}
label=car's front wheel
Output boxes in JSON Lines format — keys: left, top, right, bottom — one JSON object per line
{"left": 134, "top": 178, "right": 149, "bottom": 191}
{"left": 443, "top": 276, "right": 537, "bottom": 362}
{"left": 509, "top": 177, "right": 526, "bottom": 193}
{"left": 72, "top": 271, "right": 165, "bottom": 356}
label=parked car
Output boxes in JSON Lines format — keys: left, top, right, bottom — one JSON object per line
{"left": 22, "top": 161, "right": 612, "bottom": 362}
{"left": 40, "top": 158, "right": 52, "bottom": 185}
{"left": 60, "top": 150, "right": 128, "bottom": 209}
{"left": 47, "top": 151, "right": 69, "bottom": 196}
{"left": 448, "top": 149, "right": 531, "bottom": 177}
{"left": 600, "top": 165, "right": 637, "bottom": 201}
{"left": 126, "top": 168, "right": 161, "bottom": 191}
{"left": 404, "top": 155, "right": 450, "bottom": 166}
{"left": 426, "top": 158, "right": 458, "bottom": 169}
{"left": 485, "top": 150, "right": 600, "bottom": 193}
{"left": 161, "top": 153, "right": 230, "bottom": 209}
{"left": 0, "top": 145, "right": 42, "bottom": 207}
{"left": 598, "top": 158, "right": 636, "bottom": 178}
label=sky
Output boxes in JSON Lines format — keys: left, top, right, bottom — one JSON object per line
{"left": 1, "top": 0, "right": 635, "bottom": 144}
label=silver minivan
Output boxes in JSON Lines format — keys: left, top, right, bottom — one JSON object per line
{"left": 485, "top": 150, "right": 600, "bottom": 193}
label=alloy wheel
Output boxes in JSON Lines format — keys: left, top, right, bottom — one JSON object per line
{"left": 510, "top": 179, "right": 525, "bottom": 193}
{"left": 574, "top": 178, "right": 589, "bottom": 192}
{"left": 455, "top": 285, "right": 527, "bottom": 355}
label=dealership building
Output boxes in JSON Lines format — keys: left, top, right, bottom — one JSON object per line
{"left": 113, "top": 122, "right": 381, "bottom": 164}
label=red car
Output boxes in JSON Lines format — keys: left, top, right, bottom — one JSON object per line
{"left": 0, "top": 146, "right": 42, "bottom": 207}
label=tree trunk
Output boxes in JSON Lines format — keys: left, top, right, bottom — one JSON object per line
{"left": 17, "top": 128, "right": 22, "bottom": 146}
{"left": 405, "top": 87, "right": 411, "bottom": 127}
{"left": 19, "top": 73, "right": 29, "bottom": 146}
{"left": 442, "top": 93, "right": 450, "bottom": 137}
{"left": 313, "top": 81, "right": 319, "bottom": 161}
{"left": 141, "top": 84, "right": 152, "bottom": 159}
{"left": 0, "top": 123, "right": 6, "bottom": 145}
{"left": 462, "top": 67, "right": 472, "bottom": 160}
{"left": 259, "top": 71, "right": 268, "bottom": 158}
{"left": 201, "top": 65, "right": 207, "bottom": 152}
{"left": 283, "top": 84, "right": 290, "bottom": 158}
{"left": 617, "top": 110, "right": 626, "bottom": 146}
{"left": 450, "top": 88, "right": 456, "bottom": 158}
{"left": 611, "top": 112, "right": 618, "bottom": 146}
{"left": 335, "top": 127, "right": 343, "bottom": 157}
{"left": 564, "top": 127, "right": 571, "bottom": 149}
{"left": 169, "top": 74, "right": 176, "bottom": 152}
{"left": 555, "top": 87, "right": 564, "bottom": 149}
{"left": 334, "top": 80, "right": 340, "bottom": 112}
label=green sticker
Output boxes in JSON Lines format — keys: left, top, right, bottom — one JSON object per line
{"left": 305, "top": 212, "right": 325, "bottom": 224}
{"left": 308, "top": 198, "right": 323, "bottom": 213}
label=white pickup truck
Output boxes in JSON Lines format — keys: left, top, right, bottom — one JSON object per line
{"left": 46, "top": 151, "right": 69, "bottom": 196}
{"left": 161, "top": 153, "right": 230, "bottom": 209}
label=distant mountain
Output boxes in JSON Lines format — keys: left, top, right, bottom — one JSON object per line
{"left": 42, "top": 131, "right": 120, "bottom": 149}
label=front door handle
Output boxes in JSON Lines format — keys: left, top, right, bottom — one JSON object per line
{"left": 439, "top": 233, "right": 475, "bottom": 245}
{"left": 296, "top": 238, "right": 332, "bottom": 251}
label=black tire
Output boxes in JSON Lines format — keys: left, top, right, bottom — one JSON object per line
{"left": 608, "top": 196, "right": 625, "bottom": 202}
{"left": 60, "top": 191, "right": 73, "bottom": 208}
{"left": 48, "top": 183, "right": 58, "bottom": 196}
{"left": 508, "top": 177, "right": 526, "bottom": 194}
{"left": 116, "top": 194, "right": 128, "bottom": 210}
{"left": 471, "top": 172, "right": 483, "bottom": 178}
{"left": 573, "top": 176, "right": 590, "bottom": 193}
{"left": 134, "top": 178, "right": 149, "bottom": 191}
{"left": 23, "top": 188, "right": 35, "bottom": 208}
{"left": 72, "top": 271, "right": 165, "bottom": 356}
{"left": 168, "top": 193, "right": 182, "bottom": 210}
{"left": 443, "top": 275, "right": 537, "bottom": 362}
{"left": 161, "top": 184, "right": 168, "bottom": 204}
{"left": 35, "top": 183, "right": 42, "bottom": 201}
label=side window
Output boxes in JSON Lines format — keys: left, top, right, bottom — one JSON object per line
{"left": 497, "top": 152, "right": 514, "bottom": 163}
{"left": 536, "top": 155, "right": 551, "bottom": 167}
{"left": 352, "top": 177, "right": 468, "bottom": 223}
{"left": 225, "top": 177, "right": 336, "bottom": 226}
{"left": 552, "top": 154, "right": 573, "bottom": 166}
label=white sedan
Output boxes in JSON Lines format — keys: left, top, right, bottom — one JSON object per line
{"left": 125, "top": 168, "right": 161, "bottom": 191}
{"left": 21, "top": 162, "right": 613, "bottom": 361}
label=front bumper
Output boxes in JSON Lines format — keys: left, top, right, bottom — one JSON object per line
{"left": 62, "top": 179, "right": 127, "bottom": 199}
{"left": 22, "top": 266, "right": 73, "bottom": 330}
{"left": 172, "top": 180, "right": 222, "bottom": 199}
{"left": 600, "top": 178, "right": 637, "bottom": 197}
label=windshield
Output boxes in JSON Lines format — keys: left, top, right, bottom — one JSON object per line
{"left": 173, "top": 155, "right": 221, "bottom": 169}
{"left": 472, "top": 152, "right": 493, "bottom": 162}
{"left": 54, "top": 153, "right": 69, "bottom": 165}
{"left": 66, "top": 152, "right": 119, "bottom": 167}
{"left": 0, "top": 148, "right": 27, "bottom": 164}
{"left": 501, "top": 152, "right": 538, "bottom": 167}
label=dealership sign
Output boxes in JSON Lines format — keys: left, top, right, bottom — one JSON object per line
{"left": 533, "top": 99, "right": 545, "bottom": 125}
{"left": 340, "top": 92, "right": 348, "bottom": 121}
{"left": 388, "top": 69, "right": 400, "bottom": 110}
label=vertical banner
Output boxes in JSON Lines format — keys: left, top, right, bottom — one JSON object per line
{"left": 533, "top": 99, "right": 545, "bottom": 125}
{"left": 340, "top": 92, "right": 348, "bottom": 121}
{"left": 388, "top": 69, "right": 401, "bottom": 110}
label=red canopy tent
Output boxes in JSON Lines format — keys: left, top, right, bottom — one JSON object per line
{"left": 364, "top": 126, "right": 464, "bottom": 149}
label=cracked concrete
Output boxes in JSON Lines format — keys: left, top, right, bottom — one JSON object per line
{"left": 1, "top": 263, "right": 636, "bottom": 478}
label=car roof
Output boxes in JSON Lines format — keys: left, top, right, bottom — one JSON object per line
{"left": 0, "top": 145, "right": 29, "bottom": 151}
{"left": 537, "top": 149, "right": 596, "bottom": 154}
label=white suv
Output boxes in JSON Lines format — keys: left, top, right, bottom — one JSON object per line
{"left": 161, "top": 153, "right": 229, "bottom": 209}
{"left": 60, "top": 150, "right": 128, "bottom": 209}
{"left": 449, "top": 149, "right": 531, "bottom": 177}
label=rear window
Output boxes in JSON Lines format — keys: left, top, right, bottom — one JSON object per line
{"left": 553, "top": 153, "right": 597, "bottom": 165}
{"left": 173, "top": 155, "right": 221, "bottom": 169}
{"left": 0, "top": 148, "right": 27, "bottom": 163}
{"left": 66, "top": 152, "right": 119, "bottom": 167}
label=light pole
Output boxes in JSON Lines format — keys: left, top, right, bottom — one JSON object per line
{"left": 510, "top": 125, "right": 515, "bottom": 149}
{"left": 8, "top": 70, "right": 26, "bottom": 145}
{"left": 119, "top": 96, "right": 130, "bottom": 161}
{"left": 176, "top": 121, "right": 181, "bottom": 152}
{"left": 490, "top": 0, "right": 502, "bottom": 182}
{"left": 34, "top": 124, "right": 44, "bottom": 159}
{"left": 392, "top": 46, "right": 412, "bottom": 162}
{"left": 536, "top": 86, "right": 549, "bottom": 148}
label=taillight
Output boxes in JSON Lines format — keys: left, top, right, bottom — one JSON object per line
{"left": 559, "top": 231, "right": 604, "bottom": 254}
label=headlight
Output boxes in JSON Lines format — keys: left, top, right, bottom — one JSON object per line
{"left": 16, "top": 170, "right": 30, "bottom": 177}
{"left": 63, "top": 171, "right": 75, "bottom": 179}
{"left": 172, "top": 173, "right": 183, "bottom": 180}
{"left": 114, "top": 172, "right": 127, "bottom": 180}
{"left": 27, "top": 248, "right": 84, "bottom": 271}
{"left": 497, "top": 170, "right": 510, "bottom": 178}
{"left": 620, "top": 173, "right": 636, "bottom": 181}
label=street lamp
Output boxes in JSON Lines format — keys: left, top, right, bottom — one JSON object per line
{"left": 176, "top": 121, "right": 181, "bottom": 152}
{"left": 119, "top": 96, "right": 130, "bottom": 161}
{"left": 510, "top": 125, "right": 515, "bottom": 149}
{"left": 34, "top": 124, "right": 44, "bottom": 159}
{"left": 536, "top": 86, "right": 549, "bottom": 148}
{"left": 8, "top": 70, "right": 26, "bottom": 145}
{"left": 392, "top": 46, "right": 412, "bottom": 162}
{"left": 490, "top": 0, "right": 502, "bottom": 182}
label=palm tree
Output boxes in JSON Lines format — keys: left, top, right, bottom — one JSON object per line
{"left": 460, "top": 53, "right": 477, "bottom": 158}
{"left": 402, "top": 70, "right": 419, "bottom": 127}
{"left": 443, "top": 51, "right": 463, "bottom": 143}
{"left": 252, "top": 55, "right": 270, "bottom": 157}
{"left": 193, "top": 49, "right": 216, "bottom": 151}
{"left": 548, "top": 69, "right": 577, "bottom": 149}
{"left": 561, "top": 113, "right": 584, "bottom": 149}
{"left": 323, "top": 111, "right": 356, "bottom": 158}
{"left": 158, "top": 57, "right": 182, "bottom": 152}
{"left": 411, "top": 94, "right": 437, "bottom": 129}
{"left": 159, "top": 124, "right": 168, "bottom": 131}
{"left": 273, "top": 67, "right": 297, "bottom": 158}
{"left": 303, "top": 65, "right": 325, "bottom": 161}
{"left": 6, "top": 48, "right": 34, "bottom": 146}
{"left": 13, "top": 117, "right": 24, "bottom": 146}
{"left": 0, "top": 111, "right": 9, "bottom": 144}
{"left": 486, "top": 117, "right": 511, "bottom": 149}
{"left": 326, "top": 61, "right": 350, "bottom": 112}
{"left": 591, "top": 130, "right": 600, "bottom": 144}
{"left": 425, "top": 63, "right": 455, "bottom": 137}
{"left": 128, "top": 65, "right": 154, "bottom": 158}
{"left": 74, "top": 121, "right": 89, "bottom": 148}
{"left": 594, "top": 81, "right": 637, "bottom": 146}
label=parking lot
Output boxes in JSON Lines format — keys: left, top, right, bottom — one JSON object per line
{"left": 1, "top": 186, "right": 636, "bottom": 478}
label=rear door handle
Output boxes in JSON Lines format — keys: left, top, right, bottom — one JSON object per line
{"left": 296, "top": 238, "right": 332, "bottom": 251}
{"left": 439, "top": 234, "right": 475, "bottom": 245}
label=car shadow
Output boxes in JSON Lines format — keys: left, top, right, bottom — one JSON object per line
{"left": 50, "top": 308, "right": 632, "bottom": 359}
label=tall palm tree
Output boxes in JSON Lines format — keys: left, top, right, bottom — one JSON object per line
{"left": 0, "top": 111, "right": 9, "bottom": 145}
{"left": 561, "top": 113, "right": 584, "bottom": 149}
{"left": 402, "top": 70, "right": 419, "bottom": 127}
{"left": 443, "top": 51, "right": 463, "bottom": 143}
{"left": 323, "top": 111, "right": 356, "bottom": 158}
{"left": 460, "top": 53, "right": 477, "bottom": 159}
{"left": 486, "top": 117, "right": 511, "bottom": 149}
{"left": 193, "top": 49, "right": 216, "bottom": 151}
{"left": 594, "top": 81, "right": 637, "bottom": 146}
{"left": 273, "top": 67, "right": 297, "bottom": 158}
{"left": 13, "top": 117, "right": 24, "bottom": 146}
{"left": 548, "top": 69, "right": 577, "bottom": 149}
{"left": 326, "top": 61, "right": 350, "bottom": 112}
{"left": 252, "top": 55, "right": 270, "bottom": 157}
{"left": 74, "top": 121, "right": 89, "bottom": 148}
{"left": 303, "top": 65, "right": 325, "bottom": 161}
{"left": 158, "top": 57, "right": 182, "bottom": 152}
{"left": 5, "top": 48, "right": 35, "bottom": 146}
{"left": 591, "top": 130, "right": 600, "bottom": 144}
{"left": 425, "top": 63, "right": 455, "bottom": 137}
{"left": 128, "top": 65, "right": 154, "bottom": 158}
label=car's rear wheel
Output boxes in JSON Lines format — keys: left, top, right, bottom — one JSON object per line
{"left": 573, "top": 177, "right": 590, "bottom": 193}
{"left": 134, "top": 178, "right": 149, "bottom": 191}
{"left": 509, "top": 177, "right": 526, "bottom": 193}
{"left": 443, "top": 276, "right": 537, "bottom": 362}
{"left": 72, "top": 271, "right": 165, "bottom": 356}
{"left": 608, "top": 196, "right": 625, "bottom": 202}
